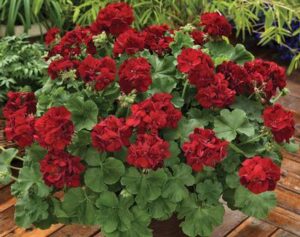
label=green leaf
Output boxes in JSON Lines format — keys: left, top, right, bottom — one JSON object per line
{"left": 178, "top": 194, "right": 224, "bottom": 237}
{"left": 0, "top": 148, "right": 18, "bottom": 166}
{"left": 146, "top": 196, "right": 177, "bottom": 220}
{"left": 26, "top": 143, "right": 47, "bottom": 162}
{"left": 11, "top": 163, "right": 51, "bottom": 198}
{"left": 66, "top": 96, "right": 98, "bottom": 131}
{"left": 103, "top": 158, "right": 125, "bottom": 185}
{"left": 83, "top": 147, "right": 104, "bottom": 166}
{"left": 225, "top": 173, "right": 240, "bottom": 189}
{"left": 68, "top": 130, "right": 91, "bottom": 157}
{"left": 196, "top": 180, "right": 223, "bottom": 205}
{"left": 221, "top": 152, "right": 241, "bottom": 173}
{"left": 164, "top": 141, "right": 181, "bottom": 167}
{"left": 84, "top": 167, "right": 107, "bottom": 193}
{"left": 283, "top": 141, "right": 299, "bottom": 153}
{"left": 170, "top": 31, "right": 194, "bottom": 56}
{"left": 234, "top": 186, "right": 277, "bottom": 219}
{"left": 214, "top": 109, "right": 255, "bottom": 141}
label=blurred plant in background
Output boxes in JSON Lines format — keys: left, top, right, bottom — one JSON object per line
{"left": 0, "top": 35, "right": 47, "bottom": 105}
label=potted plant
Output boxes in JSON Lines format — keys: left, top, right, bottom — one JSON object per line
{"left": 0, "top": 0, "right": 69, "bottom": 37}
{"left": 0, "top": 3, "right": 298, "bottom": 237}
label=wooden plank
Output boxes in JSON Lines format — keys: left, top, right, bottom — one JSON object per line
{"left": 0, "top": 183, "right": 12, "bottom": 204}
{"left": 271, "top": 229, "right": 299, "bottom": 237}
{"left": 6, "top": 224, "right": 64, "bottom": 237}
{"left": 226, "top": 217, "right": 277, "bottom": 237}
{"left": 0, "top": 197, "right": 16, "bottom": 213}
{"left": 267, "top": 206, "right": 300, "bottom": 236}
{"left": 0, "top": 206, "right": 17, "bottom": 237}
{"left": 49, "top": 224, "right": 100, "bottom": 237}
{"left": 275, "top": 187, "right": 300, "bottom": 214}
{"left": 212, "top": 206, "right": 247, "bottom": 237}
{"left": 278, "top": 169, "right": 300, "bottom": 194}
{"left": 281, "top": 154, "right": 300, "bottom": 173}
{"left": 281, "top": 149, "right": 300, "bottom": 164}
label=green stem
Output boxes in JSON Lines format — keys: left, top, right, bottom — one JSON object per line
{"left": 9, "top": 174, "right": 18, "bottom": 181}
{"left": 15, "top": 156, "right": 25, "bottom": 162}
{"left": 229, "top": 143, "right": 247, "bottom": 157}
{"left": 9, "top": 165, "right": 21, "bottom": 170}
{"left": 181, "top": 80, "right": 189, "bottom": 99}
{"left": 239, "top": 133, "right": 267, "bottom": 145}
{"left": 270, "top": 90, "right": 286, "bottom": 104}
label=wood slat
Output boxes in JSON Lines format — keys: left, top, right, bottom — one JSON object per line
{"left": 0, "top": 206, "right": 17, "bottom": 237}
{"left": 49, "top": 224, "right": 100, "bottom": 237}
{"left": 278, "top": 169, "right": 300, "bottom": 194}
{"left": 226, "top": 217, "right": 277, "bottom": 237}
{"left": 267, "top": 206, "right": 300, "bottom": 236}
{"left": 275, "top": 187, "right": 300, "bottom": 214}
{"left": 6, "top": 224, "right": 64, "bottom": 237}
{"left": 271, "top": 229, "right": 299, "bottom": 237}
{"left": 212, "top": 206, "right": 247, "bottom": 237}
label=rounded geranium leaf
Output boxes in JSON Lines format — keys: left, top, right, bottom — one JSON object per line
{"left": 103, "top": 158, "right": 125, "bottom": 185}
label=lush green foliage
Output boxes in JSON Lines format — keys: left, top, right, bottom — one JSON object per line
{"left": 0, "top": 35, "right": 47, "bottom": 105}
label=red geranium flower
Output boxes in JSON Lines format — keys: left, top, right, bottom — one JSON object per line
{"left": 263, "top": 104, "right": 295, "bottom": 143}
{"left": 90, "top": 2, "right": 134, "bottom": 36}
{"left": 118, "top": 57, "right": 152, "bottom": 94}
{"left": 40, "top": 150, "right": 85, "bottom": 189}
{"left": 239, "top": 156, "right": 281, "bottom": 194}
{"left": 5, "top": 108, "right": 35, "bottom": 147}
{"left": 127, "top": 93, "right": 182, "bottom": 133}
{"left": 143, "top": 24, "right": 173, "bottom": 56}
{"left": 45, "top": 27, "right": 60, "bottom": 46}
{"left": 35, "top": 106, "right": 74, "bottom": 150}
{"left": 91, "top": 115, "right": 132, "bottom": 152}
{"left": 48, "top": 58, "right": 78, "bottom": 80}
{"left": 196, "top": 73, "right": 236, "bottom": 108}
{"left": 127, "top": 133, "right": 170, "bottom": 169}
{"left": 187, "top": 63, "right": 215, "bottom": 88}
{"left": 113, "top": 29, "right": 145, "bottom": 56}
{"left": 177, "top": 48, "right": 214, "bottom": 74}
{"left": 78, "top": 55, "right": 116, "bottom": 90}
{"left": 182, "top": 128, "right": 228, "bottom": 172}
{"left": 217, "top": 61, "right": 253, "bottom": 95}
{"left": 200, "top": 12, "right": 232, "bottom": 37}
{"left": 191, "top": 30, "right": 206, "bottom": 46}
{"left": 3, "top": 92, "right": 36, "bottom": 119}
{"left": 244, "top": 59, "right": 287, "bottom": 99}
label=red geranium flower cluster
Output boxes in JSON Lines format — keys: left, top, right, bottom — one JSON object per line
{"left": 90, "top": 2, "right": 134, "bottom": 36}
{"left": 177, "top": 48, "right": 236, "bottom": 108}
{"left": 127, "top": 93, "right": 182, "bottom": 133}
{"left": 200, "top": 12, "right": 232, "bottom": 37}
{"left": 182, "top": 128, "right": 228, "bottom": 172}
{"left": 244, "top": 59, "right": 287, "bottom": 99}
{"left": 3, "top": 92, "right": 36, "bottom": 119}
{"left": 40, "top": 150, "right": 85, "bottom": 189}
{"left": 239, "top": 156, "right": 281, "bottom": 194}
{"left": 118, "top": 57, "right": 152, "bottom": 94}
{"left": 191, "top": 30, "right": 206, "bottom": 46}
{"left": 35, "top": 106, "right": 74, "bottom": 150}
{"left": 78, "top": 55, "right": 116, "bottom": 91}
{"left": 113, "top": 29, "right": 146, "bottom": 56}
{"left": 196, "top": 73, "right": 236, "bottom": 108}
{"left": 3, "top": 92, "right": 37, "bottom": 147}
{"left": 127, "top": 133, "right": 170, "bottom": 169}
{"left": 48, "top": 58, "right": 79, "bottom": 80}
{"left": 5, "top": 108, "right": 35, "bottom": 147}
{"left": 143, "top": 24, "right": 173, "bottom": 56}
{"left": 91, "top": 115, "right": 132, "bottom": 152}
{"left": 263, "top": 104, "right": 295, "bottom": 143}
{"left": 45, "top": 27, "right": 60, "bottom": 46}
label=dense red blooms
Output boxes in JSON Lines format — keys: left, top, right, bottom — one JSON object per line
{"left": 91, "top": 115, "right": 132, "bottom": 152}
{"left": 48, "top": 58, "right": 78, "bottom": 80}
{"left": 196, "top": 73, "right": 236, "bottom": 108}
{"left": 263, "top": 104, "right": 295, "bottom": 143}
{"left": 182, "top": 128, "right": 228, "bottom": 172}
{"left": 244, "top": 59, "right": 287, "bottom": 99}
{"left": 48, "top": 27, "right": 96, "bottom": 58}
{"left": 127, "top": 133, "right": 170, "bottom": 169}
{"left": 143, "top": 24, "right": 173, "bottom": 55}
{"left": 200, "top": 12, "right": 232, "bottom": 37}
{"left": 3, "top": 92, "right": 36, "bottom": 119}
{"left": 187, "top": 63, "right": 215, "bottom": 88}
{"left": 113, "top": 29, "right": 145, "bottom": 56}
{"left": 90, "top": 2, "right": 134, "bottom": 36}
{"left": 40, "top": 150, "right": 85, "bottom": 189}
{"left": 45, "top": 27, "right": 60, "bottom": 46}
{"left": 35, "top": 106, "right": 74, "bottom": 150}
{"left": 118, "top": 57, "right": 152, "bottom": 94}
{"left": 127, "top": 93, "right": 182, "bottom": 133}
{"left": 239, "top": 156, "right": 281, "bottom": 194}
{"left": 177, "top": 48, "right": 214, "bottom": 74}
{"left": 217, "top": 61, "right": 253, "bottom": 95}
{"left": 191, "top": 30, "right": 206, "bottom": 45}
{"left": 5, "top": 108, "right": 35, "bottom": 147}
{"left": 78, "top": 55, "right": 116, "bottom": 90}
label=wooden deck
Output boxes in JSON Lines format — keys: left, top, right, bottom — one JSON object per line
{"left": 1, "top": 75, "right": 300, "bottom": 236}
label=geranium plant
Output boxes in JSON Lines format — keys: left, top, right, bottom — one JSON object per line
{"left": 0, "top": 3, "right": 298, "bottom": 237}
